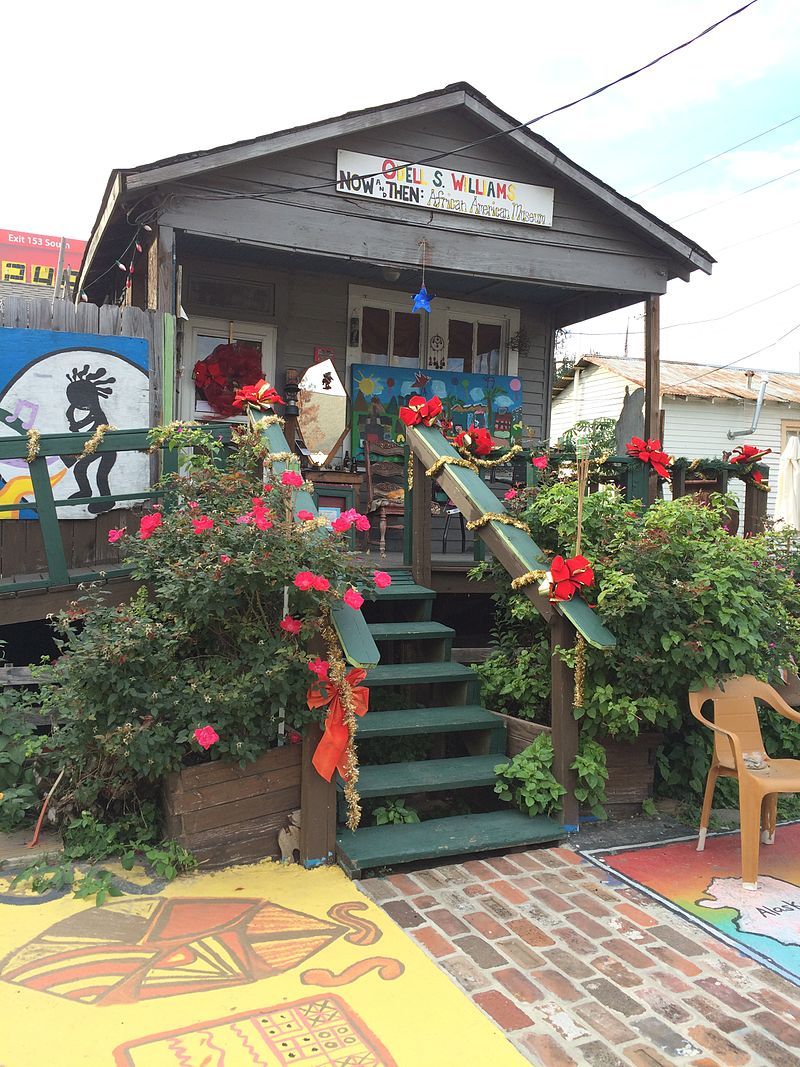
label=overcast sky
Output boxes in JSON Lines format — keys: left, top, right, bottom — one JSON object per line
{"left": 4, "top": 0, "right": 799, "bottom": 374}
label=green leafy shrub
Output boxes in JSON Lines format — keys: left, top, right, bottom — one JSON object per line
{"left": 558, "top": 418, "right": 617, "bottom": 456}
{"left": 494, "top": 734, "right": 607, "bottom": 818}
{"left": 0, "top": 685, "right": 42, "bottom": 831}
{"left": 479, "top": 483, "right": 800, "bottom": 805}
{"left": 372, "top": 798, "right": 421, "bottom": 825}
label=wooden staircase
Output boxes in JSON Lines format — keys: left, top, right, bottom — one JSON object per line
{"left": 336, "top": 569, "right": 563, "bottom": 876}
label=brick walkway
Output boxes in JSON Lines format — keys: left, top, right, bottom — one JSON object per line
{"left": 359, "top": 845, "right": 800, "bottom": 1066}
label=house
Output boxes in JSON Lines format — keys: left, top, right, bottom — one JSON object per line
{"left": 551, "top": 355, "right": 800, "bottom": 517}
{"left": 78, "top": 82, "right": 712, "bottom": 459}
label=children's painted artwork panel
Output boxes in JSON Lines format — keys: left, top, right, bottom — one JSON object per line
{"left": 0, "top": 328, "right": 149, "bottom": 519}
{"left": 350, "top": 364, "right": 523, "bottom": 458}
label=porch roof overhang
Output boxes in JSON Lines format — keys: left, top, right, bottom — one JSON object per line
{"left": 78, "top": 83, "right": 713, "bottom": 307}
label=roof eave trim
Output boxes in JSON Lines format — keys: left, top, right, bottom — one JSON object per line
{"left": 77, "top": 171, "right": 123, "bottom": 298}
{"left": 459, "top": 97, "right": 714, "bottom": 277}
{"left": 124, "top": 89, "right": 468, "bottom": 191}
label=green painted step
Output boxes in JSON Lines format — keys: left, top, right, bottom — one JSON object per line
{"left": 367, "top": 621, "right": 454, "bottom": 642}
{"left": 357, "top": 705, "right": 502, "bottom": 738}
{"left": 372, "top": 581, "right": 435, "bottom": 601}
{"left": 337, "top": 810, "right": 563, "bottom": 875}
{"left": 353, "top": 754, "right": 505, "bottom": 797}
{"left": 365, "top": 661, "right": 476, "bottom": 687}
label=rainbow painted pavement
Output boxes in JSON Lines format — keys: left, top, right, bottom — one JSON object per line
{"left": 583, "top": 822, "right": 800, "bottom": 985}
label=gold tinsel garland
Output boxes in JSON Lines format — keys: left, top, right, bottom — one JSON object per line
{"left": 455, "top": 443, "right": 523, "bottom": 468}
{"left": 76, "top": 423, "right": 115, "bottom": 461}
{"left": 320, "top": 614, "right": 362, "bottom": 831}
{"left": 573, "top": 635, "right": 586, "bottom": 708}
{"left": 467, "top": 512, "right": 532, "bottom": 534}
{"left": 511, "top": 569, "right": 547, "bottom": 591}
{"left": 425, "top": 455, "right": 479, "bottom": 478}
{"left": 26, "top": 429, "right": 41, "bottom": 463}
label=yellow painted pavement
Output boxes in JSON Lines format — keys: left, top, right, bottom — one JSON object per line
{"left": 0, "top": 860, "right": 527, "bottom": 1066}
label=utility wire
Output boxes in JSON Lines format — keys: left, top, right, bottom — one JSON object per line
{"left": 680, "top": 319, "right": 800, "bottom": 384}
{"left": 672, "top": 164, "right": 800, "bottom": 222}
{"left": 717, "top": 217, "right": 800, "bottom": 251}
{"left": 633, "top": 111, "right": 800, "bottom": 195}
{"left": 568, "top": 280, "right": 800, "bottom": 336}
{"left": 182, "top": 1, "right": 759, "bottom": 204}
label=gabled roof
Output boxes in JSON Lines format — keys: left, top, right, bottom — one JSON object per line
{"left": 554, "top": 355, "right": 800, "bottom": 404}
{"left": 80, "top": 82, "right": 714, "bottom": 291}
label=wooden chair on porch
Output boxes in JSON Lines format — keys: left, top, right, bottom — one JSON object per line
{"left": 364, "top": 439, "right": 466, "bottom": 555}
{"left": 689, "top": 675, "right": 800, "bottom": 890}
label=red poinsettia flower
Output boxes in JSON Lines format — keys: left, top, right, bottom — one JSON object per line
{"left": 453, "top": 427, "right": 493, "bottom": 456}
{"left": 728, "top": 444, "right": 771, "bottom": 465}
{"left": 232, "top": 378, "right": 285, "bottom": 412}
{"left": 399, "top": 394, "right": 443, "bottom": 427}
{"left": 546, "top": 554, "right": 595, "bottom": 603}
{"left": 626, "top": 437, "right": 672, "bottom": 479}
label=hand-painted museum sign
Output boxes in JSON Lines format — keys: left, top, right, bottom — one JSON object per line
{"left": 336, "top": 150, "right": 554, "bottom": 228}
{"left": 1, "top": 229, "right": 86, "bottom": 288}
{"left": 0, "top": 328, "right": 149, "bottom": 519}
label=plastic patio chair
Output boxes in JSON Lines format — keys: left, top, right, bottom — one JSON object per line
{"left": 689, "top": 675, "right": 800, "bottom": 890}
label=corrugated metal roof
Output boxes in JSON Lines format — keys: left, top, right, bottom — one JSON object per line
{"left": 556, "top": 356, "right": 800, "bottom": 404}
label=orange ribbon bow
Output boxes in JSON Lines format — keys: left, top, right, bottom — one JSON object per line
{"left": 307, "top": 668, "right": 369, "bottom": 782}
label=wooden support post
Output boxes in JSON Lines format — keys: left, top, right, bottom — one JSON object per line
{"left": 743, "top": 472, "right": 768, "bottom": 536}
{"left": 644, "top": 296, "right": 661, "bottom": 441}
{"left": 411, "top": 453, "right": 432, "bottom": 587}
{"left": 156, "top": 225, "right": 176, "bottom": 314}
{"left": 299, "top": 724, "right": 337, "bottom": 867}
{"left": 28, "top": 456, "right": 70, "bottom": 586}
{"left": 550, "top": 612, "right": 580, "bottom": 829}
{"left": 671, "top": 466, "right": 686, "bottom": 501}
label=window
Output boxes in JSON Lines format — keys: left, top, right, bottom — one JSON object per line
{"left": 349, "top": 292, "right": 422, "bottom": 369}
{"left": 782, "top": 420, "right": 800, "bottom": 449}
{"left": 179, "top": 317, "right": 276, "bottom": 421}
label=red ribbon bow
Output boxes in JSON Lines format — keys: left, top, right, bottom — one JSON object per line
{"left": 728, "top": 444, "right": 771, "bottom": 465}
{"left": 453, "top": 427, "right": 493, "bottom": 456}
{"left": 399, "top": 394, "right": 443, "bottom": 427}
{"left": 626, "top": 436, "right": 671, "bottom": 479}
{"left": 548, "top": 554, "right": 595, "bottom": 603}
{"left": 307, "top": 668, "right": 369, "bottom": 782}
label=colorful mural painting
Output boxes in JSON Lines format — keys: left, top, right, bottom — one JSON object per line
{"left": 0, "top": 328, "right": 149, "bottom": 518}
{"left": 584, "top": 824, "right": 800, "bottom": 985}
{"left": 350, "top": 363, "right": 523, "bottom": 458}
{"left": 0, "top": 861, "right": 525, "bottom": 1067}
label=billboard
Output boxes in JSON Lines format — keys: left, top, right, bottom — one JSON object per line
{"left": 0, "top": 228, "right": 86, "bottom": 290}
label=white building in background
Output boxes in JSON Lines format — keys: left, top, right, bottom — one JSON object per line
{"left": 550, "top": 356, "right": 800, "bottom": 519}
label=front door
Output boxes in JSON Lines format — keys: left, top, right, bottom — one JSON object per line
{"left": 179, "top": 317, "right": 277, "bottom": 421}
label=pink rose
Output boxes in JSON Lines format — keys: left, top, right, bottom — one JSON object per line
{"left": 287, "top": 729, "right": 302, "bottom": 745}
{"left": 280, "top": 615, "right": 302, "bottom": 635}
{"left": 139, "top": 513, "right": 163, "bottom": 540}
{"left": 331, "top": 516, "right": 352, "bottom": 533}
{"left": 252, "top": 496, "right": 264, "bottom": 507}
{"left": 504, "top": 489, "right": 518, "bottom": 501}
{"left": 193, "top": 725, "right": 219, "bottom": 750}
{"left": 308, "top": 658, "right": 330, "bottom": 679}
{"left": 373, "top": 570, "right": 392, "bottom": 589}
{"left": 297, "top": 510, "right": 315, "bottom": 521}
{"left": 354, "top": 514, "right": 371, "bottom": 532}
{"left": 281, "top": 470, "right": 304, "bottom": 488}
{"left": 187, "top": 501, "right": 199, "bottom": 510}
{"left": 343, "top": 588, "right": 364, "bottom": 610}
{"left": 294, "top": 571, "right": 315, "bottom": 591}
{"left": 191, "top": 515, "right": 214, "bottom": 534}
{"left": 107, "top": 528, "right": 126, "bottom": 544}
{"left": 341, "top": 508, "right": 359, "bottom": 522}
{"left": 531, "top": 455, "right": 548, "bottom": 470}
{"left": 220, "top": 554, "right": 231, "bottom": 563}
{"left": 312, "top": 574, "right": 330, "bottom": 592}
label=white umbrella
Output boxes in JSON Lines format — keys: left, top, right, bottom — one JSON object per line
{"left": 775, "top": 436, "right": 800, "bottom": 529}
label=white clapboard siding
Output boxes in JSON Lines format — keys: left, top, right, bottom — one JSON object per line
{"left": 549, "top": 364, "right": 629, "bottom": 444}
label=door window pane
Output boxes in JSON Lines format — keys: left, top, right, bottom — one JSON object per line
{"left": 193, "top": 335, "right": 262, "bottom": 417}
{"left": 361, "top": 307, "right": 390, "bottom": 359}
{"left": 476, "top": 323, "right": 502, "bottom": 375}
{"left": 392, "top": 312, "right": 420, "bottom": 359}
{"left": 448, "top": 319, "right": 473, "bottom": 372}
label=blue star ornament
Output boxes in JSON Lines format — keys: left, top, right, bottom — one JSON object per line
{"left": 411, "top": 285, "right": 433, "bottom": 313}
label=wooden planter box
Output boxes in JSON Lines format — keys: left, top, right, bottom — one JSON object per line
{"left": 162, "top": 744, "right": 302, "bottom": 869}
{"left": 491, "top": 712, "right": 661, "bottom": 815}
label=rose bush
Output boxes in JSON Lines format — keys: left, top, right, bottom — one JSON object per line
{"left": 28, "top": 422, "right": 379, "bottom": 836}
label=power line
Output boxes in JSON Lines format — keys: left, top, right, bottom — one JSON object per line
{"left": 633, "top": 111, "right": 800, "bottom": 195}
{"left": 567, "top": 280, "right": 800, "bottom": 336}
{"left": 717, "top": 217, "right": 800, "bottom": 251}
{"left": 681, "top": 319, "right": 800, "bottom": 384}
{"left": 182, "top": 1, "right": 759, "bottom": 205}
{"left": 672, "top": 164, "right": 800, "bottom": 222}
